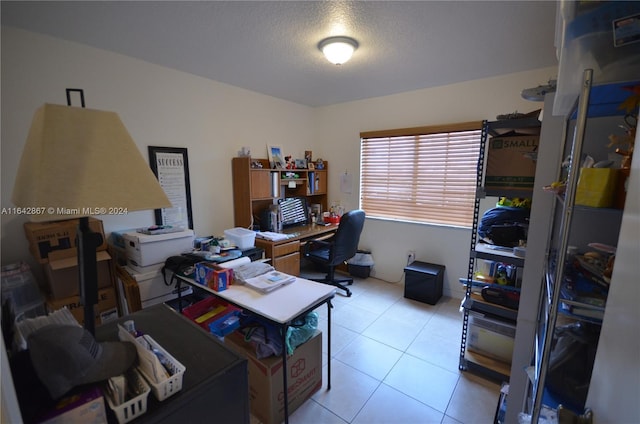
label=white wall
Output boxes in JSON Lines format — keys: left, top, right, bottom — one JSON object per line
{"left": 314, "top": 66, "right": 558, "bottom": 297}
{"left": 1, "top": 26, "right": 558, "bottom": 300}
{"left": 1, "top": 27, "right": 315, "bottom": 270}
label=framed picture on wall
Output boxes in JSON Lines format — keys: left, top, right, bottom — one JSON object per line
{"left": 267, "top": 145, "right": 285, "bottom": 169}
{"left": 148, "top": 146, "right": 194, "bottom": 229}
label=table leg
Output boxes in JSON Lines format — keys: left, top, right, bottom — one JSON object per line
{"left": 176, "top": 277, "right": 183, "bottom": 313}
{"left": 282, "top": 324, "right": 289, "bottom": 424}
{"left": 327, "top": 299, "right": 332, "bottom": 390}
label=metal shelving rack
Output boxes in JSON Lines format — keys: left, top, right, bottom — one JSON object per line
{"left": 459, "top": 117, "right": 541, "bottom": 383}
{"left": 528, "top": 69, "right": 636, "bottom": 423}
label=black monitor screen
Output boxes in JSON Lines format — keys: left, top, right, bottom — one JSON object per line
{"left": 278, "top": 197, "right": 308, "bottom": 228}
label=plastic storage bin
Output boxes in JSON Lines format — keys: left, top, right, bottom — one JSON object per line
{"left": 209, "top": 309, "right": 241, "bottom": 337}
{"left": 1, "top": 262, "right": 46, "bottom": 320}
{"left": 137, "top": 335, "right": 186, "bottom": 401}
{"left": 224, "top": 227, "right": 256, "bottom": 249}
{"left": 182, "top": 296, "right": 240, "bottom": 330}
{"left": 347, "top": 250, "right": 374, "bottom": 278}
{"left": 467, "top": 312, "right": 515, "bottom": 363}
{"left": 404, "top": 261, "right": 445, "bottom": 305}
{"left": 105, "top": 369, "right": 151, "bottom": 424}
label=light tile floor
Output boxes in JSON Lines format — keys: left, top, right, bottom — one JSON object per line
{"left": 257, "top": 273, "right": 502, "bottom": 424}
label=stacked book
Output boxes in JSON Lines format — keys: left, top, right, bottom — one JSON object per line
{"left": 559, "top": 255, "right": 609, "bottom": 321}
{"left": 232, "top": 261, "right": 297, "bottom": 294}
{"left": 243, "top": 271, "right": 296, "bottom": 293}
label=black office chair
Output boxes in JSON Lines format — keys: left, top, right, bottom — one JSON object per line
{"left": 303, "top": 209, "right": 365, "bottom": 297}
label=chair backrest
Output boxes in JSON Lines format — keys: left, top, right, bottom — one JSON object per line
{"left": 329, "top": 209, "right": 365, "bottom": 265}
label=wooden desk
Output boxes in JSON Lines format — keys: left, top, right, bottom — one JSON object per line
{"left": 255, "top": 223, "right": 338, "bottom": 275}
{"left": 176, "top": 275, "right": 335, "bottom": 424}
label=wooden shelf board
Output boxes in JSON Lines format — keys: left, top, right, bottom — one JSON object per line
{"left": 465, "top": 350, "right": 511, "bottom": 379}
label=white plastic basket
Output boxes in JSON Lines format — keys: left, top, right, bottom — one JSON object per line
{"left": 106, "top": 369, "right": 150, "bottom": 424}
{"left": 118, "top": 325, "right": 186, "bottom": 402}
{"left": 136, "top": 335, "right": 186, "bottom": 401}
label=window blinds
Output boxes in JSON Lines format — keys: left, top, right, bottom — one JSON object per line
{"left": 360, "top": 122, "right": 482, "bottom": 227}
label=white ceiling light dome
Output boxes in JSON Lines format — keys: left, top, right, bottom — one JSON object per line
{"left": 318, "top": 36, "right": 359, "bottom": 65}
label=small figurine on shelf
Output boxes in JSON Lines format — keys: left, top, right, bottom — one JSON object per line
{"left": 284, "top": 155, "right": 295, "bottom": 169}
{"left": 315, "top": 158, "right": 325, "bottom": 170}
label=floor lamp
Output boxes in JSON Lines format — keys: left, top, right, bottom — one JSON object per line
{"left": 12, "top": 102, "right": 171, "bottom": 334}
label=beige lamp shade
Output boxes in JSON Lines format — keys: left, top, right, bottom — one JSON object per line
{"left": 12, "top": 103, "right": 172, "bottom": 222}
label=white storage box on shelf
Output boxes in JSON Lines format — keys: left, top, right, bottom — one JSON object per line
{"left": 467, "top": 312, "right": 516, "bottom": 364}
{"left": 105, "top": 369, "right": 151, "bottom": 424}
{"left": 224, "top": 227, "right": 256, "bottom": 249}
{"left": 553, "top": 1, "right": 640, "bottom": 116}
{"left": 123, "top": 229, "right": 195, "bottom": 267}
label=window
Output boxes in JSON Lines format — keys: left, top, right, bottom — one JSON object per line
{"left": 360, "top": 121, "right": 483, "bottom": 227}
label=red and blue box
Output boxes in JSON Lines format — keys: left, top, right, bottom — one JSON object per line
{"left": 194, "top": 262, "right": 233, "bottom": 292}
{"left": 182, "top": 296, "right": 240, "bottom": 330}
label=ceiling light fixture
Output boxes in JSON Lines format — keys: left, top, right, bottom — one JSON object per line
{"left": 318, "top": 36, "right": 358, "bottom": 65}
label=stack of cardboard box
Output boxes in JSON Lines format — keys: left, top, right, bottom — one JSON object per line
{"left": 23, "top": 217, "right": 119, "bottom": 326}
{"left": 224, "top": 330, "right": 322, "bottom": 424}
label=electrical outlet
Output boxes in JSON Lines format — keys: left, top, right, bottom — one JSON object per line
{"left": 407, "top": 251, "right": 416, "bottom": 265}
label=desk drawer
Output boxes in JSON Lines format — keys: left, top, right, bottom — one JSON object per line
{"left": 273, "top": 240, "right": 300, "bottom": 257}
{"left": 274, "top": 252, "right": 300, "bottom": 276}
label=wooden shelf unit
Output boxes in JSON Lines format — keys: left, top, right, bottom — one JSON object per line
{"left": 232, "top": 156, "right": 328, "bottom": 229}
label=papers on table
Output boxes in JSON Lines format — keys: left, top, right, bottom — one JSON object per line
{"left": 244, "top": 271, "right": 296, "bottom": 293}
{"left": 232, "top": 261, "right": 275, "bottom": 283}
{"left": 255, "top": 231, "right": 290, "bottom": 241}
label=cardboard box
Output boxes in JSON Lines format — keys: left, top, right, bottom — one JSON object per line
{"left": 225, "top": 330, "right": 322, "bottom": 424}
{"left": 575, "top": 167, "right": 619, "bottom": 208}
{"left": 485, "top": 135, "right": 539, "bottom": 192}
{"left": 46, "top": 286, "right": 119, "bottom": 326}
{"left": 123, "top": 229, "right": 195, "bottom": 267}
{"left": 39, "top": 387, "right": 107, "bottom": 424}
{"left": 44, "top": 248, "right": 114, "bottom": 299}
{"left": 24, "top": 217, "right": 107, "bottom": 263}
{"left": 114, "top": 265, "right": 142, "bottom": 314}
{"left": 194, "top": 262, "right": 233, "bottom": 292}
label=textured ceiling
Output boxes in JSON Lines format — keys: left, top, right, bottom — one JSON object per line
{"left": 1, "top": 1, "right": 559, "bottom": 107}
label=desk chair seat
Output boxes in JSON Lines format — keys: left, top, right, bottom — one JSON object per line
{"left": 304, "top": 210, "right": 365, "bottom": 297}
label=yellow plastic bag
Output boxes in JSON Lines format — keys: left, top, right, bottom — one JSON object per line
{"left": 575, "top": 168, "right": 618, "bottom": 208}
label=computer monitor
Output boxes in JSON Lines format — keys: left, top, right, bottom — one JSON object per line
{"left": 278, "top": 197, "right": 308, "bottom": 228}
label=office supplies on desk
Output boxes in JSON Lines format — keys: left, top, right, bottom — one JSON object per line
{"left": 217, "top": 256, "right": 252, "bottom": 269}
{"left": 256, "top": 231, "right": 290, "bottom": 241}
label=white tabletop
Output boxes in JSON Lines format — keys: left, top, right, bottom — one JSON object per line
{"left": 179, "top": 276, "right": 336, "bottom": 324}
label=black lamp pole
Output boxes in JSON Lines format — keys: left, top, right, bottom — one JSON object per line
{"left": 66, "top": 88, "right": 102, "bottom": 334}
{"left": 77, "top": 217, "right": 103, "bottom": 335}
